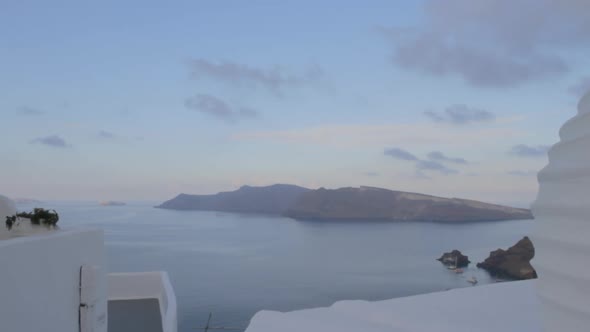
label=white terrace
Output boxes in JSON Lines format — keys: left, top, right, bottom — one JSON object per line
{"left": 0, "top": 218, "right": 177, "bottom": 332}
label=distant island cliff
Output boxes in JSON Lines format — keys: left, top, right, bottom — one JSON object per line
{"left": 285, "top": 186, "right": 533, "bottom": 222}
{"left": 157, "top": 184, "right": 310, "bottom": 215}
{"left": 157, "top": 184, "right": 533, "bottom": 222}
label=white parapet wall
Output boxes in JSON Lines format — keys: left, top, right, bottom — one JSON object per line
{"left": 108, "top": 272, "right": 178, "bottom": 332}
{"left": 0, "top": 229, "right": 108, "bottom": 332}
{"left": 245, "top": 281, "right": 541, "bottom": 332}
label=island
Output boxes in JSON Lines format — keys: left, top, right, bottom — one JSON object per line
{"left": 157, "top": 184, "right": 310, "bottom": 214}
{"left": 156, "top": 184, "right": 533, "bottom": 222}
{"left": 100, "top": 201, "right": 126, "bottom": 207}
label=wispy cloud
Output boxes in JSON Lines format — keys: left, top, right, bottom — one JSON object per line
{"left": 384, "top": 148, "right": 419, "bottom": 161}
{"left": 507, "top": 170, "right": 538, "bottom": 177}
{"left": 384, "top": 147, "right": 459, "bottom": 176}
{"left": 416, "top": 160, "right": 458, "bottom": 175}
{"left": 427, "top": 151, "right": 468, "bottom": 164}
{"left": 17, "top": 106, "right": 44, "bottom": 116}
{"left": 381, "top": 0, "right": 590, "bottom": 87}
{"left": 424, "top": 105, "right": 495, "bottom": 125}
{"left": 569, "top": 76, "right": 590, "bottom": 97}
{"left": 98, "top": 130, "right": 116, "bottom": 139}
{"left": 509, "top": 144, "right": 549, "bottom": 158}
{"left": 187, "top": 59, "right": 323, "bottom": 95}
{"left": 185, "top": 93, "right": 258, "bottom": 123}
{"left": 30, "top": 135, "right": 69, "bottom": 148}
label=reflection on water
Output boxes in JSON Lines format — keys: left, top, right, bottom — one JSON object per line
{"left": 18, "top": 201, "right": 533, "bottom": 332}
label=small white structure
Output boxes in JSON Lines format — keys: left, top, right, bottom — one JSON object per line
{"left": 532, "top": 90, "right": 590, "bottom": 331}
{"left": 0, "top": 195, "right": 17, "bottom": 240}
{"left": 0, "top": 195, "right": 16, "bottom": 219}
{"left": 0, "top": 196, "right": 177, "bottom": 332}
{"left": 1, "top": 195, "right": 62, "bottom": 239}
{"left": 108, "top": 272, "right": 177, "bottom": 332}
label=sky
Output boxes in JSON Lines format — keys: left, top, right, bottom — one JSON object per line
{"left": 1, "top": 0, "right": 589, "bottom": 206}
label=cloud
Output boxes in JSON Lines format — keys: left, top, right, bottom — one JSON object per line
{"left": 187, "top": 59, "right": 322, "bottom": 94}
{"left": 17, "top": 106, "right": 44, "bottom": 116}
{"left": 30, "top": 135, "right": 69, "bottom": 148}
{"left": 382, "top": 0, "right": 590, "bottom": 87}
{"left": 427, "top": 151, "right": 468, "bottom": 164}
{"left": 237, "top": 107, "right": 259, "bottom": 118}
{"left": 416, "top": 160, "right": 459, "bottom": 175}
{"left": 385, "top": 147, "right": 459, "bottom": 175}
{"left": 98, "top": 130, "right": 115, "bottom": 139}
{"left": 509, "top": 144, "right": 550, "bottom": 157}
{"left": 569, "top": 76, "right": 590, "bottom": 97}
{"left": 384, "top": 148, "right": 419, "bottom": 161}
{"left": 184, "top": 94, "right": 259, "bottom": 123}
{"left": 424, "top": 104, "right": 495, "bottom": 125}
{"left": 507, "top": 170, "right": 538, "bottom": 177}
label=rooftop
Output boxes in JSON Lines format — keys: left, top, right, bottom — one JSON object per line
{"left": 246, "top": 281, "right": 540, "bottom": 332}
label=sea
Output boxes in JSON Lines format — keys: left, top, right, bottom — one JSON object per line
{"left": 16, "top": 201, "right": 533, "bottom": 332}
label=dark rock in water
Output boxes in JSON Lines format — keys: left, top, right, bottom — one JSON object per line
{"left": 477, "top": 236, "right": 537, "bottom": 280}
{"left": 437, "top": 250, "right": 470, "bottom": 267}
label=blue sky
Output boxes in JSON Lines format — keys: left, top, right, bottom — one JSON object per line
{"left": 1, "top": 0, "right": 589, "bottom": 206}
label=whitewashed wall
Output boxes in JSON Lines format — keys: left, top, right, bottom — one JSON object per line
{"left": 0, "top": 229, "right": 107, "bottom": 332}
{"left": 532, "top": 91, "right": 590, "bottom": 331}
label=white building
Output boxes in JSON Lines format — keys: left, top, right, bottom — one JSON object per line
{"left": 0, "top": 196, "right": 177, "bottom": 332}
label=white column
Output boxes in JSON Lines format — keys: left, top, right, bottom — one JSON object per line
{"left": 532, "top": 91, "right": 590, "bottom": 331}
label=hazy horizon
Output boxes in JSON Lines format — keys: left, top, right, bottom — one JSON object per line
{"left": 13, "top": 182, "right": 535, "bottom": 209}
{"left": 3, "top": 1, "right": 589, "bottom": 206}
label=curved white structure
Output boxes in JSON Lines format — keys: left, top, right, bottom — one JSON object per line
{"left": 246, "top": 281, "right": 540, "bottom": 332}
{"left": 532, "top": 91, "right": 590, "bottom": 331}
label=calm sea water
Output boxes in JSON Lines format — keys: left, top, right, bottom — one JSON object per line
{"left": 17, "top": 201, "right": 533, "bottom": 332}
